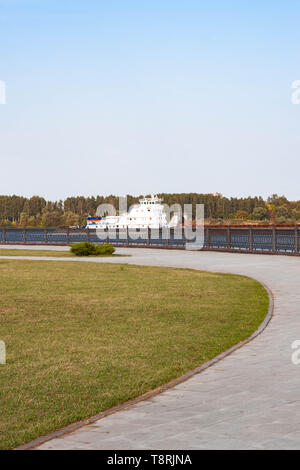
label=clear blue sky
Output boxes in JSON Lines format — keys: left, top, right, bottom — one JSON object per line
{"left": 0, "top": 0, "right": 299, "bottom": 200}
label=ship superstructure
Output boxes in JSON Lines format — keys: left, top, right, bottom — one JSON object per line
{"left": 86, "top": 195, "right": 180, "bottom": 229}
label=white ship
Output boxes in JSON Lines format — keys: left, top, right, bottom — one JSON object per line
{"left": 86, "top": 195, "right": 181, "bottom": 229}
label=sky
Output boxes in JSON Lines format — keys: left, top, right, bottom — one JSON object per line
{"left": 0, "top": 0, "right": 300, "bottom": 201}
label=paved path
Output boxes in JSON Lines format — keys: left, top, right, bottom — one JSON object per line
{"left": 0, "top": 244, "right": 69, "bottom": 251}
{"left": 6, "top": 248, "right": 300, "bottom": 449}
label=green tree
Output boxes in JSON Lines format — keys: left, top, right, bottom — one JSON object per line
{"left": 61, "top": 211, "right": 80, "bottom": 227}
{"left": 267, "top": 194, "right": 288, "bottom": 207}
{"left": 234, "top": 210, "right": 248, "bottom": 220}
{"left": 276, "top": 206, "right": 288, "bottom": 218}
{"left": 19, "top": 212, "right": 36, "bottom": 227}
{"left": 252, "top": 207, "right": 268, "bottom": 220}
{"left": 41, "top": 208, "right": 62, "bottom": 227}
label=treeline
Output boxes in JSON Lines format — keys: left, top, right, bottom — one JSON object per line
{"left": 0, "top": 193, "right": 299, "bottom": 227}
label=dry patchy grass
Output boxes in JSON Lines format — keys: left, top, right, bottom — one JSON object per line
{"left": 0, "top": 248, "right": 124, "bottom": 258}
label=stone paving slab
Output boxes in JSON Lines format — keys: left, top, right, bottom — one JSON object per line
{"left": 7, "top": 248, "right": 300, "bottom": 449}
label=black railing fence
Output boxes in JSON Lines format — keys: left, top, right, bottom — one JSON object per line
{"left": 0, "top": 226, "right": 300, "bottom": 255}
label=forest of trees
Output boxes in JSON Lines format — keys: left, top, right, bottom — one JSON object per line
{"left": 0, "top": 193, "right": 299, "bottom": 227}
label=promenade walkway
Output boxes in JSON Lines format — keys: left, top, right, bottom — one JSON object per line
{"left": 3, "top": 247, "right": 300, "bottom": 449}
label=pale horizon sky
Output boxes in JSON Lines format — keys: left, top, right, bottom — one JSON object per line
{"left": 1, "top": 0, "right": 300, "bottom": 201}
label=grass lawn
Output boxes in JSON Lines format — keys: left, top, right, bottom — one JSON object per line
{"left": 0, "top": 260, "right": 269, "bottom": 449}
{"left": 0, "top": 248, "right": 124, "bottom": 258}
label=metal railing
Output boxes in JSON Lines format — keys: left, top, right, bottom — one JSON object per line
{"left": 0, "top": 226, "right": 300, "bottom": 255}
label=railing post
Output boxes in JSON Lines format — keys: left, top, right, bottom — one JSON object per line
{"left": 272, "top": 226, "right": 276, "bottom": 253}
{"left": 23, "top": 228, "right": 26, "bottom": 244}
{"left": 249, "top": 226, "right": 253, "bottom": 252}
{"left": 44, "top": 228, "right": 48, "bottom": 244}
{"left": 169, "top": 227, "right": 174, "bottom": 248}
{"left": 86, "top": 228, "right": 90, "bottom": 243}
{"left": 147, "top": 226, "right": 150, "bottom": 246}
{"left": 3, "top": 228, "right": 6, "bottom": 244}
{"left": 126, "top": 226, "right": 129, "bottom": 246}
{"left": 106, "top": 228, "right": 109, "bottom": 244}
{"left": 66, "top": 226, "right": 70, "bottom": 244}
{"left": 295, "top": 226, "right": 298, "bottom": 253}
{"left": 165, "top": 228, "right": 169, "bottom": 248}
{"left": 227, "top": 226, "right": 231, "bottom": 249}
{"left": 206, "top": 226, "right": 210, "bottom": 248}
